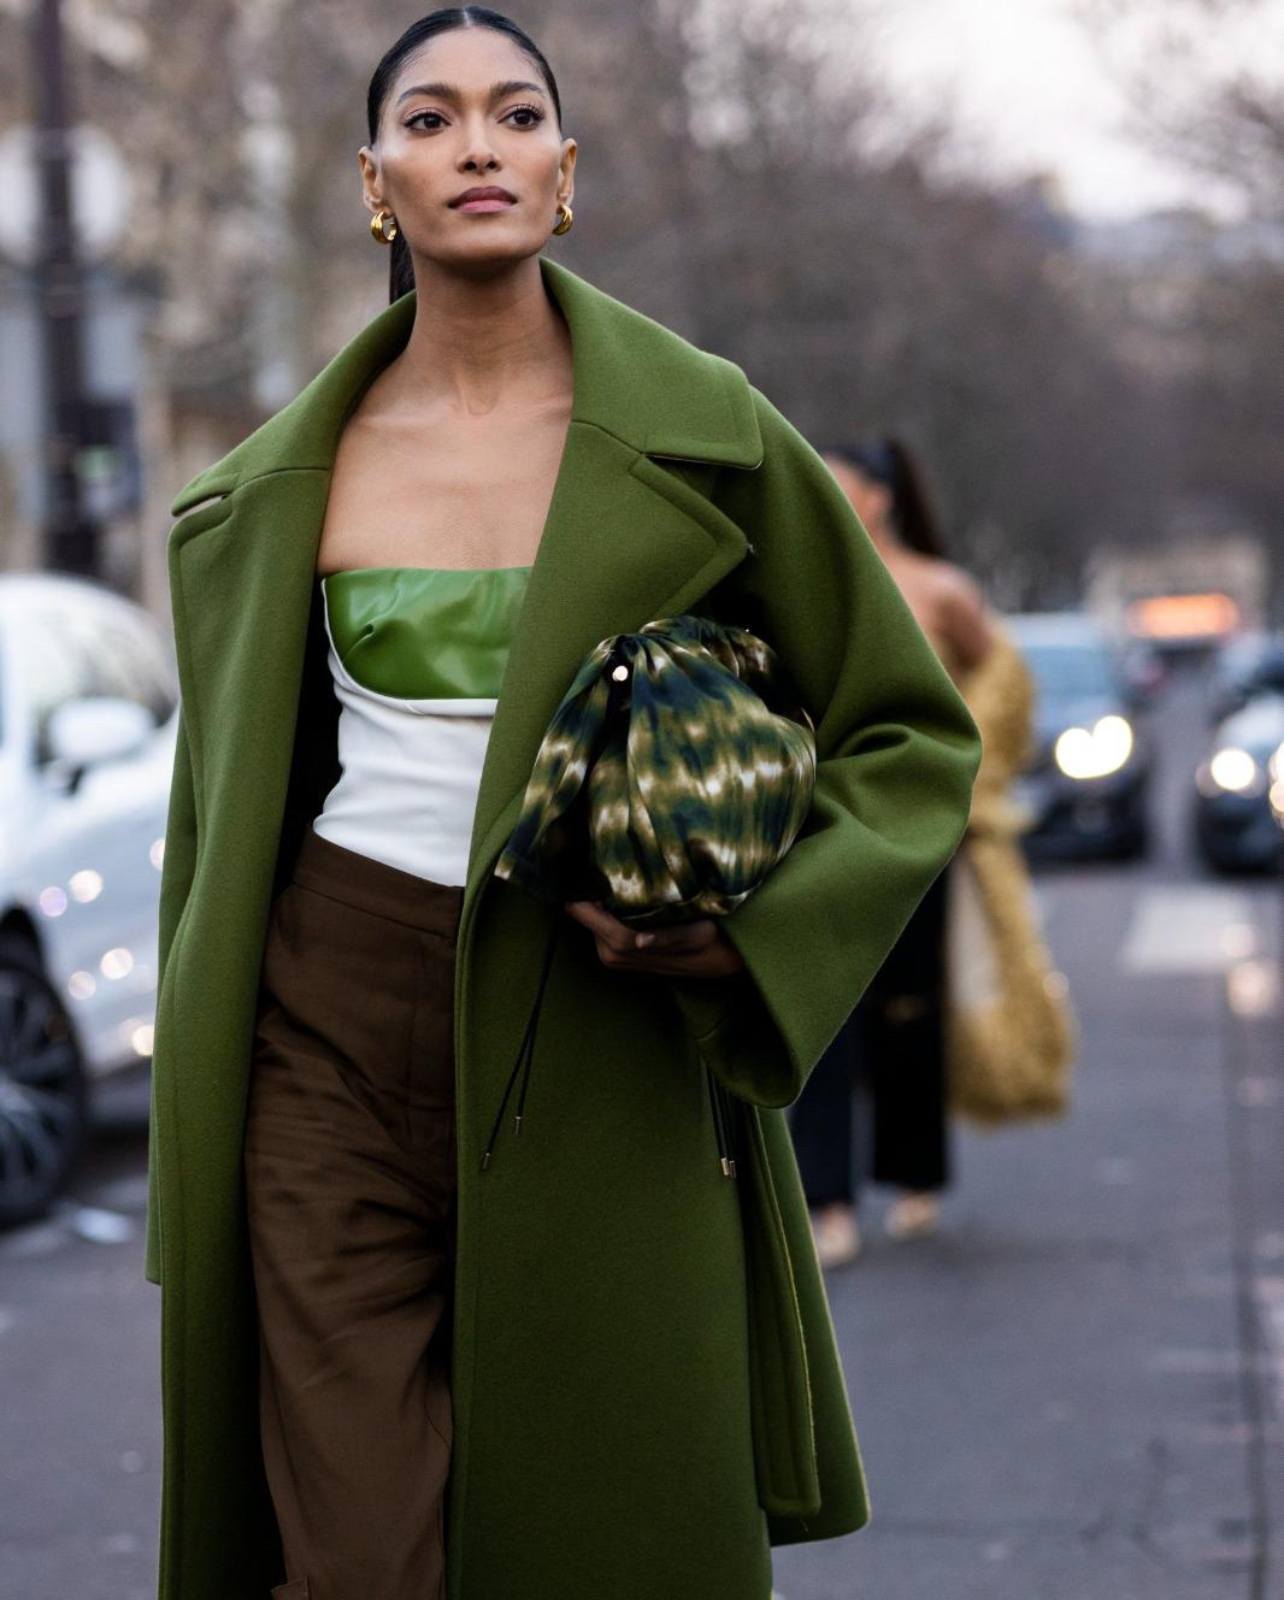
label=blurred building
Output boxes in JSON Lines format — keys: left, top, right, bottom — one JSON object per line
{"left": 0, "top": 258, "right": 151, "bottom": 581}
{"left": 1070, "top": 206, "right": 1284, "bottom": 377}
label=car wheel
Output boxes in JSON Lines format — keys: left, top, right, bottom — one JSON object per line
{"left": 0, "top": 933, "right": 88, "bottom": 1227}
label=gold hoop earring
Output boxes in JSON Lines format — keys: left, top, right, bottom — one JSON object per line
{"left": 370, "top": 207, "right": 399, "bottom": 245}
{"left": 552, "top": 201, "right": 573, "bottom": 236}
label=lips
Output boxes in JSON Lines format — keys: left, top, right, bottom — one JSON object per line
{"left": 450, "top": 186, "right": 517, "bottom": 210}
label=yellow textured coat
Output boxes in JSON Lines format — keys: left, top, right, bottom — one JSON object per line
{"left": 947, "top": 624, "right": 1076, "bottom": 1124}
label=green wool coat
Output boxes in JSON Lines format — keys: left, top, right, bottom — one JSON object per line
{"left": 144, "top": 253, "right": 981, "bottom": 1600}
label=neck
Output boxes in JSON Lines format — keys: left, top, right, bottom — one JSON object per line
{"left": 385, "top": 255, "right": 571, "bottom": 417}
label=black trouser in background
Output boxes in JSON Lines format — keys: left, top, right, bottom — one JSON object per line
{"left": 790, "top": 867, "right": 951, "bottom": 1207}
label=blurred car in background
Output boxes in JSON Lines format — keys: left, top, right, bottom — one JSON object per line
{"left": 1192, "top": 694, "right": 1284, "bottom": 874}
{"left": 1007, "top": 612, "right": 1152, "bottom": 862}
{"left": 1118, "top": 636, "right": 1168, "bottom": 708}
{"left": 1206, "top": 630, "right": 1284, "bottom": 724}
{"left": 0, "top": 573, "right": 177, "bottom": 1225}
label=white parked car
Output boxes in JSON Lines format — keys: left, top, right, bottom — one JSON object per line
{"left": 0, "top": 572, "right": 177, "bottom": 1224}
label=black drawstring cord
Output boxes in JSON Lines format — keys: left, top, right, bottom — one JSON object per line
{"left": 481, "top": 919, "right": 563, "bottom": 1170}
{"left": 721, "top": 1081, "right": 739, "bottom": 1178}
{"left": 705, "top": 1065, "right": 738, "bottom": 1179}
{"left": 513, "top": 926, "right": 560, "bottom": 1135}
{"left": 705, "top": 1066, "right": 727, "bottom": 1175}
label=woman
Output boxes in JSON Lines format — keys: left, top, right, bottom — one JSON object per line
{"left": 792, "top": 440, "right": 995, "bottom": 1266}
{"left": 143, "top": 13, "right": 981, "bottom": 1600}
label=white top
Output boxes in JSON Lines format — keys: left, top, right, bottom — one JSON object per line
{"left": 312, "top": 578, "right": 503, "bottom": 887}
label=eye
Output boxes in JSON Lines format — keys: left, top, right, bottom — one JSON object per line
{"left": 405, "top": 104, "right": 545, "bottom": 133}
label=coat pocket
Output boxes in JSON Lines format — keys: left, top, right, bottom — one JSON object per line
{"left": 738, "top": 1102, "right": 821, "bottom": 1518}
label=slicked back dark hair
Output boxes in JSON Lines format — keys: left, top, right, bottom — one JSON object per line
{"left": 366, "top": 7, "right": 564, "bottom": 302}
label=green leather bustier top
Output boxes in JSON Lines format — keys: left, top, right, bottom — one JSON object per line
{"left": 321, "top": 564, "right": 532, "bottom": 700}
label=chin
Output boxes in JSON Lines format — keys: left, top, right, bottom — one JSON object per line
{"left": 436, "top": 237, "right": 547, "bottom": 273}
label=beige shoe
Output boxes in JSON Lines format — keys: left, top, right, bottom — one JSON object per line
{"left": 884, "top": 1191, "right": 940, "bottom": 1240}
{"left": 810, "top": 1203, "right": 862, "bottom": 1268}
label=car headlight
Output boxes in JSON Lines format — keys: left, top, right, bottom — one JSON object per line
{"left": 1269, "top": 744, "right": 1284, "bottom": 820}
{"left": 1208, "top": 746, "right": 1263, "bottom": 796}
{"left": 1054, "top": 714, "right": 1134, "bottom": 780}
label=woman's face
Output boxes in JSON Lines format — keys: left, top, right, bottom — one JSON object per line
{"left": 360, "top": 28, "right": 576, "bottom": 273}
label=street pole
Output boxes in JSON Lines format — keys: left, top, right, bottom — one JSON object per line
{"left": 30, "top": 0, "right": 98, "bottom": 577}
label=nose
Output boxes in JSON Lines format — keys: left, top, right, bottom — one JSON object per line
{"left": 457, "top": 114, "right": 501, "bottom": 174}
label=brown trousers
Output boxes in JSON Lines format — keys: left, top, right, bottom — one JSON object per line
{"left": 244, "top": 823, "right": 465, "bottom": 1600}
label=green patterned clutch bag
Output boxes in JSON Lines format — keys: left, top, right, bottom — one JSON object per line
{"left": 494, "top": 614, "right": 817, "bottom": 928}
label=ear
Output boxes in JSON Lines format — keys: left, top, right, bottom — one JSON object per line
{"left": 358, "top": 146, "right": 382, "bottom": 212}
{"left": 557, "top": 138, "right": 578, "bottom": 206}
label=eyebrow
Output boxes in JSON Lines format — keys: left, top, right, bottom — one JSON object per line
{"left": 395, "top": 79, "right": 547, "bottom": 106}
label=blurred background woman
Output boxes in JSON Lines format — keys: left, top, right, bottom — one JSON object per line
{"left": 792, "top": 439, "right": 995, "bottom": 1265}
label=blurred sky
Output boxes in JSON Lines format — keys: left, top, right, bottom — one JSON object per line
{"left": 876, "top": 0, "right": 1279, "bottom": 219}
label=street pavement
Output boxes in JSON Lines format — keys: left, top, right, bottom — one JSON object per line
{"left": 2, "top": 664, "right": 1281, "bottom": 1600}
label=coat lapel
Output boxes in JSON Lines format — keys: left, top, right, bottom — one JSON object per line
{"left": 169, "top": 256, "right": 763, "bottom": 918}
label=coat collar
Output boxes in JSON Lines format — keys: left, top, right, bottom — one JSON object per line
{"left": 168, "top": 255, "right": 763, "bottom": 922}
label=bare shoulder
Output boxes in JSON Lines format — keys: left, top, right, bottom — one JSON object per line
{"left": 928, "top": 559, "right": 985, "bottom": 611}
{"left": 928, "top": 561, "right": 995, "bottom": 670}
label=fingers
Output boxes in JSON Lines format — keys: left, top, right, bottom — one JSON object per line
{"left": 564, "top": 900, "right": 633, "bottom": 948}
{"left": 636, "top": 921, "right": 718, "bottom": 953}
{"left": 564, "top": 901, "right": 718, "bottom": 955}
{"left": 563, "top": 901, "right": 742, "bottom": 977}
{"left": 563, "top": 902, "right": 645, "bottom": 969}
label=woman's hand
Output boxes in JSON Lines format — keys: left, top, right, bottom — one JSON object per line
{"left": 564, "top": 901, "right": 747, "bottom": 978}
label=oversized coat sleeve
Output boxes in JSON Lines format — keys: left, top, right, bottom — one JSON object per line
{"left": 669, "top": 388, "right": 983, "bottom": 1106}
{"left": 143, "top": 705, "right": 200, "bottom": 1286}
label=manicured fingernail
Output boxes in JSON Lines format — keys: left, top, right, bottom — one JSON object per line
{"left": 636, "top": 932, "right": 655, "bottom": 948}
